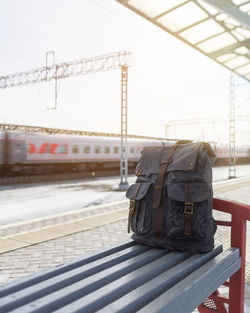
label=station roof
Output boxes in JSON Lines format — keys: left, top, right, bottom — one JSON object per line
{"left": 116, "top": 0, "right": 250, "bottom": 81}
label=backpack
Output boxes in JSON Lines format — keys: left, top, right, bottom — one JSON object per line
{"left": 126, "top": 142, "right": 217, "bottom": 253}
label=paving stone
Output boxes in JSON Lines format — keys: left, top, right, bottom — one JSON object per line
{"left": 0, "top": 274, "right": 10, "bottom": 284}
{"left": 0, "top": 220, "right": 129, "bottom": 285}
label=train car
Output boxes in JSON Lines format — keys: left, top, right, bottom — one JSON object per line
{"left": 235, "top": 145, "right": 250, "bottom": 164}
{"left": 6, "top": 131, "right": 164, "bottom": 174}
{"left": 1, "top": 130, "right": 249, "bottom": 175}
{"left": 212, "top": 143, "right": 250, "bottom": 165}
{"left": 0, "top": 130, "right": 6, "bottom": 173}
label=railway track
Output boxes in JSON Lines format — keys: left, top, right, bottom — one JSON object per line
{"left": 0, "top": 169, "right": 130, "bottom": 186}
{"left": 1, "top": 165, "right": 250, "bottom": 186}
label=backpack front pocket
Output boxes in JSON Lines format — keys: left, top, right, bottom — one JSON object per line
{"left": 126, "top": 182, "right": 153, "bottom": 235}
{"left": 165, "top": 182, "right": 213, "bottom": 239}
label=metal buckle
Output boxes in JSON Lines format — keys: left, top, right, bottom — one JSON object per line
{"left": 184, "top": 202, "right": 194, "bottom": 214}
{"left": 136, "top": 169, "right": 143, "bottom": 176}
{"left": 129, "top": 200, "right": 136, "bottom": 215}
{"left": 130, "top": 200, "right": 135, "bottom": 209}
{"left": 155, "top": 185, "right": 162, "bottom": 190}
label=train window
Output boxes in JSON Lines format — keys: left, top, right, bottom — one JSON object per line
{"left": 130, "top": 147, "right": 135, "bottom": 154}
{"left": 94, "top": 146, "right": 101, "bottom": 154}
{"left": 59, "top": 145, "right": 67, "bottom": 154}
{"left": 104, "top": 146, "right": 110, "bottom": 154}
{"left": 83, "top": 146, "right": 90, "bottom": 154}
{"left": 72, "top": 145, "right": 79, "bottom": 154}
{"left": 114, "top": 146, "right": 119, "bottom": 154}
{"left": 14, "top": 143, "right": 22, "bottom": 153}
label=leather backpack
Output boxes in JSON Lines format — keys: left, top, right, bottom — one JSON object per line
{"left": 126, "top": 142, "right": 217, "bottom": 253}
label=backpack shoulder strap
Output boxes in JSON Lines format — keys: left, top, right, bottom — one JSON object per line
{"left": 153, "top": 144, "right": 176, "bottom": 209}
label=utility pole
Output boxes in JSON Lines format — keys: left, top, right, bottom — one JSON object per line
{"left": 55, "top": 65, "right": 58, "bottom": 110}
{"left": 119, "top": 65, "right": 129, "bottom": 190}
{"left": 229, "top": 74, "right": 236, "bottom": 179}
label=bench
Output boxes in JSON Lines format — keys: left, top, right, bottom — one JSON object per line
{"left": 0, "top": 197, "right": 249, "bottom": 313}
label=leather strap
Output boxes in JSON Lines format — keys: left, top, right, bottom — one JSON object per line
{"left": 184, "top": 183, "right": 193, "bottom": 236}
{"left": 153, "top": 145, "right": 177, "bottom": 237}
{"left": 153, "top": 145, "right": 177, "bottom": 209}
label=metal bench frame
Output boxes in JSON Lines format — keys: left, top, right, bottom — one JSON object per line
{"left": 198, "top": 197, "right": 250, "bottom": 313}
{"left": 0, "top": 197, "right": 249, "bottom": 313}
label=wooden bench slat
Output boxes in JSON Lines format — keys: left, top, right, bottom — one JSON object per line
{"left": 174, "top": 257, "right": 241, "bottom": 313}
{"left": 93, "top": 246, "right": 223, "bottom": 313}
{"left": 52, "top": 251, "right": 190, "bottom": 313}
{"left": 0, "top": 244, "right": 150, "bottom": 313}
{"left": 0, "top": 240, "right": 136, "bottom": 298}
{"left": 137, "top": 248, "right": 241, "bottom": 313}
{"left": 8, "top": 248, "right": 169, "bottom": 313}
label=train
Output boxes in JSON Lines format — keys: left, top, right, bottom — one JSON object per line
{"left": 0, "top": 130, "right": 249, "bottom": 175}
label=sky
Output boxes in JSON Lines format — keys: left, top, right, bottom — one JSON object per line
{"left": 0, "top": 0, "right": 250, "bottom": 144}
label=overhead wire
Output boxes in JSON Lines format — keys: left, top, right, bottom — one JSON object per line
{"left": 235, "top": 96, "right": 250, "bottom": 110}
{"left": 87, "top": 0, "right": 149, "bottom": 33}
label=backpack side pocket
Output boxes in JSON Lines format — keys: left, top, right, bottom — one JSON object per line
{"left": 126, "top": 182, "right": 153, "bottom": 235}
{"left": 166, "top": 182, "right": 213, "bottom": 239}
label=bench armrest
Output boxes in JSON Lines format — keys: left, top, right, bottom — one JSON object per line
{"left": 213, "top": 197, "right": 250, "bottom": 221}
{"left": 212, "top": 197, "right": 250, "bottom": 313}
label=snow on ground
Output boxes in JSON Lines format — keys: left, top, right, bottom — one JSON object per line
{"left": 0, "top": 164, "right": 250, "bottom": 225}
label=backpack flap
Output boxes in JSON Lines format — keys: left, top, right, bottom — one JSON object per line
{"left": 167, "top": 143, "right": 203, "bottom": 172}
{"left": 135, "top": 147, "right": 162, "bottom": 176}
{"left": 135, "top": 143, "right": 204, "bottom": 176}
{"left": 167, "top": 183, "right": 211, "bottom": 202}
{"left": 126, "top": 182, "right": 152, "bottom": 200}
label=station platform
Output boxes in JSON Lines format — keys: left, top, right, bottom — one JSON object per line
{"left": 0, "top": 176, "right": 250, "bottom": 311}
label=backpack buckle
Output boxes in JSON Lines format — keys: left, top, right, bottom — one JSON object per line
{"left": 129, "top": 200, "right": 136, "bottom": 213}
{"left": 184, "top": 202, "right": 194, "bottom": 214}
